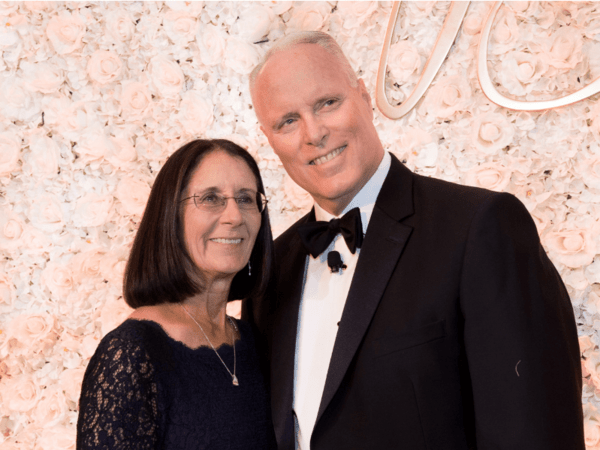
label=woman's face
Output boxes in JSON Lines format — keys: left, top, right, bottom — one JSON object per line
{"left": 182, "top": 150, "right": 262, "bottom": 282}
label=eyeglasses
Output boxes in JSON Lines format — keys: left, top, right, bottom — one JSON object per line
{"left": 180, "top": 191, "right": 268, "bottom": 214}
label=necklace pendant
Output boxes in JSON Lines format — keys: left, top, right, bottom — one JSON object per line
{"left": 232, "top": 375, "right": 239, "bottom": 386}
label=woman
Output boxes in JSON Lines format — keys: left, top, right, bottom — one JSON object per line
{"left": 77, "top": 139, "right": 276, "bottom": 449}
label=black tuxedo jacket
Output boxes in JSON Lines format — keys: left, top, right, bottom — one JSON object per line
{"left": 247, "top": 155, "right": 584, "bottom": 450}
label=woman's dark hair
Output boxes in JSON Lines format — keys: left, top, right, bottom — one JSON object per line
{"left": 123, "top": 139, "right": 274, "bottom": 308}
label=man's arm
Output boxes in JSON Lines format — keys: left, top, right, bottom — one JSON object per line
{"left": 460, "top": 192, "right": 584, "bottom": 449}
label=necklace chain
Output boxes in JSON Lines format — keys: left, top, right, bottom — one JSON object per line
{"left": 180, "top": 304, "right": 239, "bottom": 386}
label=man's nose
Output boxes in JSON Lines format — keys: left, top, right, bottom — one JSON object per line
{"left": 303, "top": 115, "right": 328, "bottom": 148}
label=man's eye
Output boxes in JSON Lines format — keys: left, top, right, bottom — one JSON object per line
{"left": 324, "top": 99, "right": 336, "bottom": 106}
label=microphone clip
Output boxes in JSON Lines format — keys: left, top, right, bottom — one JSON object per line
{"left": 327, "top": 251, "right": 347, "bottom": 274}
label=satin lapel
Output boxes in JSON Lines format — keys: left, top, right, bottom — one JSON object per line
{"left": 270, "top": 211, "right": 313, "bottom": 449}
{"left": 316, "top": 155, "right": 415, "bottom": 425}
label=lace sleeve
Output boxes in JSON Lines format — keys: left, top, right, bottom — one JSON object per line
{"left": 77, "top": 333, "right": 161, "bottom": 450}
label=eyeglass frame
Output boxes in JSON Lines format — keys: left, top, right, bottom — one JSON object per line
{"left": 179, "top": 190, "right": 268, "bottom": 214}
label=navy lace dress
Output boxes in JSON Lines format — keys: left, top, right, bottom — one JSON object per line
{"left": 77, "top": 318, "right": 276, "bottom": 450}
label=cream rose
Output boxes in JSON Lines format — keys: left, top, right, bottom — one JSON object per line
{"left": 71, "top": 248, "right": 105, "bottom": 284}
{"left": 0, "top": 76, "right": 41, "bottom": 122}
{"left": 465, "top": 163, "right": 512, "bottom": 192}
{"left": 490, "top": 9, "right": 519, "bottom": 55}
{"left": 174, "top": 90, "right": 214, "bottom": 136}
{"left": 28, "top": 193, "right": 64, "bottom": 233}
{"left": 388, "top": 41, "right": 422, "bottom": 82}
{"left": 41, "top": 261, "right": 74, "bottom": 298}
{"left": 336, "top": 1, "right": 378, "bottom": 30}
{"left": 21, "top": 61, "right": 64, "bottom": 94}
{"left": 544, "top": 26, "right": 583, "bottom": 70}
{"left": 120, "top": 81, "right": 153, "bottom": 119}
{"left": 0, "top": 131, "right": 21, "bottom": 176}
{"left": 87, "top": 50, "right": 123, "bottom": 85}
{"left": 224, "top": 37, "right": 260, "bottom": 75}
{"left": 421, "top": 75, "right": 471, "bottom": 119}
{"left": 196, "top": 24, "right": 226, "bottom": 67}
{"left": 27, "top": 132, "right": 59, "bottom": 178}
{"left": 106, "top": 10, "right": 134, "bottom": 42}
{"left": 544, "top": 228, "right": 596, "bottom": 268}
{"left": 106, "top": 134, "right": 138, "bottom": 169}
{"left": 163, "top": 10, "right": 197, "bottom": 45}
{"left": 60, "top": 366, "right": 86, "bottom": 403}
{"left": 462, "top": 12, "right": 484, "bottom": 36}
{"left": 46, "top": 12, "right": 86, "bottom": 55}
{"left": 149, "top": 55, "right": 184, "bottom": 98}
{"left": 1, "top": 375, "right": 41, "bottom": 413}
{"left": 472, "top": 112, "right": 515, "bottom": 155}
{"left": 497, "top": 51, "right": 548, "bottom": 96}
{"left": 6, "top": 313, "right": 58, "bottom": 355}
{"left": 32, "top": 386, "right": 68, "bottom": 429}
{"left": 284, "top": 174, "right": 313, "bottom": 211}
{"left": 72, "top": 193, "right": 114, "bottom": 227}
{"left": 287, "top": 2, "right": 330, "bottom": 31}
{"left": 581, "top": 157, "right": 600, "bottom": 190}
{"left": 116, "top": 176, "right": 151, "bottom": 216}
{"left": 231, "top": 4, "right": 274, "bottom": 43}
{"left": 74, "top": 129, "right": 113, "bottom": 165}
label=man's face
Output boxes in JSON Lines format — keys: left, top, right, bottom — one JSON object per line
{"left": 253, "top": 43, "right": 384, "bottom": 215}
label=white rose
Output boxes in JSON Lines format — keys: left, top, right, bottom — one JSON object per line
{"left": 287, "top": 2, "right": 330, "bottom": 31}
{"left": 39, "top": 426, "right": 76, "bottom": 450}
{"left": 231, "top": 4, "right": 275, "bottom": 43}
{"left": 586, "top": 258, "right": 600, "bottom": 284}
{"left": 106, "top": 134, "right": 138, "bottom": 170}
{"left": 21, "top": 61, "right": 64, "bottom": 94}
{"left": 472, "top": 112, "right": 515, "bottom": 155}
{"left": 116, "top": 176, "right": 151, "bottom": 216}
{"left": 28, "top": 193, "right": 64, "bottom": 233}
{"left": 284, "top": 174, "right": 313, "bottom": 211}
{"left": 224, "top": 37, "right": 260, "bottom": 75}
{"left": 0, "top": 75, "right": 41, "bottom": 122}
{"left": 490, "top": 9, "right": 519, "bottom": 55}
{"left": 6, "top": 313, "right": 58, "bottom": 355}
{"left": 32, "top": 386, "right": 68, "bottom": 429}
{"left": 544, "top": 228, "right": 596, "bottom": 268}
{"left": 19, "top": 226, "right": 51, "bottom": 253}
{"left": 74, "top": 129, "right": 113, "bottom": 165}
{"left": 420, "top": 75, "right": 471, "bottom": 119}
{"left": 164, "top": 10, "right": 197, "bottom": 45}
{"left": 41, "top": 261, "right": 74, "bottom": 298}
{"left": 462, "top": 12, "right": 484, "bottom": 36}
{"left": 514, "top": 181, "right": 551, "bottom": 213}
{"left": 60, "top": 366, "right": 86, "bottom": 403}
{"left": 497, "top": 51, "right": 548, "bottom": 96}
{"left": 0, "top": 210, "right": 23, "bottom": 249}
{"left": 544, "top": 26, "right": 583, "bottom": 70}
{"left": 336, "top": 1, "right": 377, "bottom": 30}
{"left": 46, "top": 12, "right": 86, "bottom": 55}
{"left": 0, "top": 272, "right": 14, "bottom": 308}
{"left": 149, "top": 55, "right": 184, "bottom": 98}
{"left": 87, "top": 50, "right": 123, "bottom": 85}
{"left": 24, "top": 2, "right": 49, "bottom": 11}
{"left": 120, "top": 81, "right": 153, "bottom": 119}
{"left": 106, "top": 10, "right": 134, "bottom": 42}
{"left": 1, "top": 375, "right": 41, "bottom": 412}
{"left": 100, "top": 295, "right": 133, "bottom": 336}
{"left": 72, "top": 193, "right": 114, "bottom": 227}
{"left": 174, "top": 90, "right": 214, "bottom": 136}
{"left": 196, "top": 24, "right": 226, "bottom": 67}
{"left": 387, "top": 41, "right": 422, "bottom": 82}
{"left": 0, "top": 131, "right": 21, "bottom": 176}
{"left": 26, "top": 132, "right": 59, "bottom": 178}
{"left": 581, "top": 157, "right": 600, "bottom": 190}
{"left": 71, "top": 248, "right": 106, "bottom": 284}
{"left": 465, "top": 163, "right": 512, "bottom": 192}
{"left": 584, "top": 403, "right": 600, "bottom": 448}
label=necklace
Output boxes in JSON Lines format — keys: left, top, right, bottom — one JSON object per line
{"left": 180, "top": 304, "right": 239, "bottom": 386}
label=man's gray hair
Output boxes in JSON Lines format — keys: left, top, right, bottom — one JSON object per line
{"left": 249, "top": 31, "right": 358, "bottom": 96}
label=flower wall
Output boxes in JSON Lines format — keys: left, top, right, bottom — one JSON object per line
{"left": 0, "top": 1, "right": 599, "bottom": 448}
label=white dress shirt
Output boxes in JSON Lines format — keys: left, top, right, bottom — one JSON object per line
{"left": 293, "top": 152, "right": 392, "bottom": 450}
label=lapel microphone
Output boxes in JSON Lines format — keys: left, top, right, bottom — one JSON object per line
{"left": 327, "top": 251, "right": 347, "bottom": 273}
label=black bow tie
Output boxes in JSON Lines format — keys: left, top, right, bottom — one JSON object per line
{"left": 297, "top": 207, "right": 364, "bottom": 258}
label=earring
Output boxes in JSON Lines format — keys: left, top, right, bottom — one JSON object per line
{"left": 248, "top": 261, "right": 252, "bottom": 277}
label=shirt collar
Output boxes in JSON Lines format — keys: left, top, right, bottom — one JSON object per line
{"left": 314, "top": 151, "right": 391, "bottom": 234}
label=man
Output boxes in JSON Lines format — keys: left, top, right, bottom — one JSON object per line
{"left": 246, "top": 31, "right": 584, "bottom": 450}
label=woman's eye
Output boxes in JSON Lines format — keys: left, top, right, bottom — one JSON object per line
{"left": 236, "top": 194, "right": 254, "bottom": 205}
{"left": 201, "top": 194, "right": 219, "bottom": 204}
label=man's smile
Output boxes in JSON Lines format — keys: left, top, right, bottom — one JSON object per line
{"left": 309, "top": 145, "right": 346, "bottom": 166}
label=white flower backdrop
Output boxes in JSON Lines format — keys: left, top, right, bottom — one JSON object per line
{"left": 0, "top": 1, "right": 599, "bottom": 448}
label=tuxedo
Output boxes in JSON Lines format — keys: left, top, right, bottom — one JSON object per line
{"left": 247, "top": 154, "right": 584, "bottom": 449}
